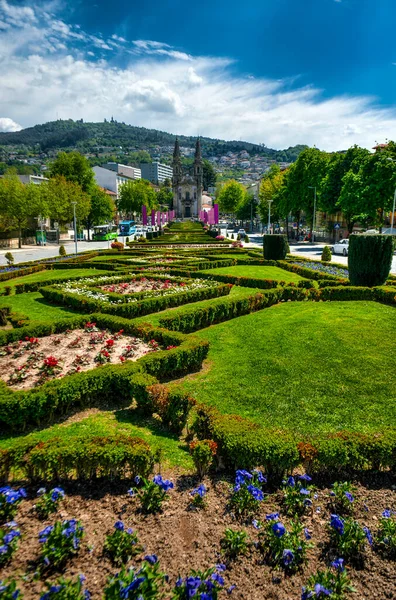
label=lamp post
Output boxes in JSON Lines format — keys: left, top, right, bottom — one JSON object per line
{"left": 71, "top": 202, "right": 78, "bottom": 256}
{"left": 308, "top": 186, "right": 317, "bottom": 242}
{"left": 267, "top": 200, "right": 273, "bottom": 234}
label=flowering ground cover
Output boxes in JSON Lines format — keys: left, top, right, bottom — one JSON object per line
{"left": 201, "top": 265, "right": 306, "bottom": 283}
{"left": 173, "top": 301, "right": 396, "bottom": 433}
{"left": 0, "top": 325, "right": 154, "bottom": 390}
{"left": 0, "top": 268, "right": 111, "bottom": 294}
{"left": 99, "top": 277, "right": 189, "bottom": 295}
{"left": 291, "top": 261, "right": 349, "bottom": 279}
{"left": 0, "top": 471, "right": 394, "bottom": 599}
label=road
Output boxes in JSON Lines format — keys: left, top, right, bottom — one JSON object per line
{"left": 1, "top": 235, "right": 395, "bottom": 275}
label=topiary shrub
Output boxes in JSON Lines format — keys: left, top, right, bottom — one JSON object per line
{"left": 321, "top": 246, "right": 332, "bottom": 262}
{"left": 125, "top": 236, "right": 129, "bottom": 244}
{"left": 231, "top": 233, "right": 235, "bottom": 240}
{"left": 348, "top": 235, "right": 393, "bottom": 287}
{"left": 4, "top": 252, "right": 14, "bottom": 265}
{"left": 59, "top": 245, "right": 66, "bottom": 257}
{"left": 237, "top": 234, "right": 241, "bottom": 241}
{"left": 111, "top": 241, "right": 124, "bottom": 251}
{"left": 263, "top": 235, "right": 288, "bottom": 260}
{"left": 146, "top": 232, "right": 153, "bottom": 240}
{"left": 244, "top": 234, "right": 250, "bottom": 243}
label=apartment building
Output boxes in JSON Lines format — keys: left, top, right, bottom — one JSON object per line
{"left": 140, "top": 161, "right": 173, "bottom": 184}
{"left": 93, "top": 166, "right": 139, "bottom": 198}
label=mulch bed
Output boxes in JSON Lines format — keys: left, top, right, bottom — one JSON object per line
{"left": 1, "top": 472, "right": 395, "bottom": 599}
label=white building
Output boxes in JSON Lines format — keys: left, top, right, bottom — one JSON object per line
{"left": 140, "top": 161, "right": 173, "bottom": 184}
{"left": 103, "top": 162, "right": 141, "bottom": 180}
{"left": 93, "top": 166, "right": 140, "bottom": 198}
{"left": 17, "top": 174, "right": 49, "bottom": 185}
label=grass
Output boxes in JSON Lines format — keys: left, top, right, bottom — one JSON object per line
{"left": 173, "top": 301, "right": 396, "bottom": 434}
{"left": 201, "top": 264, "right": 305, "bottom": 283}
{"left": 0, "top": 410, "right": 193, "bottom": 470}
{"left": 0, "top": 292, "right": 84, "bottom": 322}
{"left": 0, "top": 268, "right": 111, "bottom": 293}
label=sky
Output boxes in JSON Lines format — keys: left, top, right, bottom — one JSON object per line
{"left": 0, "top": 0, "right": 396, "bottom": 150}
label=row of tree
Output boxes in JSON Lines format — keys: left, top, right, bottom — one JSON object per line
{"left": 0, "top": 151, "right": 177, "bottom": 247}
{"left": 216, "top": 143, "right": 396, "bottom": 235}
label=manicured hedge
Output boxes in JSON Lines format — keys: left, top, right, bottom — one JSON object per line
{"left": 0, "top": 434, "right": 154, "bottom": 483}
{"left": 193, "top": 404, "right": 396, "bottom": 476}
{"left": 349, "top": 234, "right": 393, "bottom": 287}
{"left": 0, "top": 264, "right": 47, "bottom": 283}
{"left": 263, "top": 235, "right": 289, "bottom": 260}
{"left": 159, "top": 287, "right": 312, "bottom": 332}
{"left": 40, "top": 281, "right": 233, "bottom": 319}
{"left": 0, "top": 313, "right": 209, "bottom": 432}
{"left": 52, "top": 262, "right": 122, "bottom": 271}
{"left": 14, "top": 271, "right": 123, "bottom": 294}
{"left": 277, "top": 260, "right": 341, "bottom": 281}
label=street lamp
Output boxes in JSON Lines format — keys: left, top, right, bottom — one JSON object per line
{"left": 267, "top": 199, "right": 273, "bottom": 234}
{"left": 308, "top": 186, "right": 317, "bottom": 242}
{"left": 71, "top": 202, "right": 78, "bottom": 256}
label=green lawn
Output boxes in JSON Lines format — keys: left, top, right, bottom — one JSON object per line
{"left": 201, "top": 265, "right": 305, "bottom": 283}
{"left": 173, "top": 301, "right": 396, "bottom": 434}
{"left": 0, "top": 410, "right": 192, "bottom": 471}
{"left": 0, "top": 268, "right": 111, "bottom": 293}
{"left": 0, "top": 292, "right": 84, "bottom": 322}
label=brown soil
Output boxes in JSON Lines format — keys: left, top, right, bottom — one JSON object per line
{"left": 2, "top": 475, "right": 395, "bottom": 599}
{"left": 0, "top": 328, "right": 154, "bottom": 390}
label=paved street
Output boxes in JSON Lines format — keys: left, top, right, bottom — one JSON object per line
{"left": 1, "top": 235, "right": 395, "bottom": 274}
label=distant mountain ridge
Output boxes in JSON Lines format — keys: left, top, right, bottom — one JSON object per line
{"left": 0, "top": 119, "right": 307, "bottom": 162}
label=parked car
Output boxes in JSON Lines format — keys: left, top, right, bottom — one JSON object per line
{"left": 332, "top": 239, "right": 349, "bottom": 256}
{"left": 134, "top": 227, "right": 144, "bottom": 237}
{"left": 237, "top": 228, "right": 247, "bottom": 238}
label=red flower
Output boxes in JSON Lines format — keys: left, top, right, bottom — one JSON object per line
{"left": 106, "top": 339, "right": 115, "bottom": 348}
{"left": 44, "top": 356, "right": 58, "bottom": 368}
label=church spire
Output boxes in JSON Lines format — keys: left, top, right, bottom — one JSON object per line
{"left": 194, "top": 137, "right": 202, "bottom": 162}
{"left": 173, "top": 137, "right": 181, "bottom": 161}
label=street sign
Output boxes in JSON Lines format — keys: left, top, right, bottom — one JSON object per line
{"left": 334, "top": 223, "right": 340, "bottom": 229}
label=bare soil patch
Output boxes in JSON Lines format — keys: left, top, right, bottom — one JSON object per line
{"left": 1, "top": 475, "right": 395, "bottom": 599}
{"left": 0, "top": 327, "right": 156, "bottom": 390}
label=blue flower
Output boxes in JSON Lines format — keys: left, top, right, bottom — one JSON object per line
{"left": 299, "top": 474, "right": 312, "bottom": 482}
{"left": 191, "top": 484, "right": 207, "bottom": 498}
{"left": 134, "top": 475, "right": 141, "bottom": 484}
{"left": 51, "top": 488, "right": 65, "bottom": 502}
{"left": 216, "top": 564, "right": 226, "bottom": 572}
{"left": 382, "top": 509, "right": 392, "bottom": 518}
{"left": 227, "top": 585, "right": 236, "bottom": 594}
{"left": 304, "top": 528, "right": 311, "bottom": 540}
{"left": 314, "top": 583, "right": 332, "bottom": 596}
{"left": 247, "top": 485, "right": 264, "bottom": 501}
{"left": 252, "top": 519, "right": 260, "bottom": 530}
{"left": 304, "top": 499, "right": 313, "bottom": 507}
{"left": 272, "top": 522, "right": 286, "bottom": 537}
{"left": 0, "top": 545, "right": 9, "bottom": 554}
{"left": 114, "top": 521, "right": 124, "bottom": 531}
{"left": 300, "top": 488, "right": 310, "bottom": 496}
{"left": 127, "top": 488, "right": 135, "bottom": 497}
{"left": 144, "top": 554, "right": 158, "bottom": 564}
{"left": 363, "top": 526, "right": 373, "bottom": 546}
{"left": 344, "top": 492, "right": 354, "bottom": 503}
{"left": 253, "top": 469, "right": 267, "bottom": 484}
{"left": 282, "top": 549, "right": 294, "bottom": 566}
{"left": 153, "top": 474, "right": 163, "bottom": 486}
{"left": 265, "top": 512, "right": 279, "bottom": 521}
{"left": 331, "top": 558, "right": 345, "bottom": 572}
{"left": 37, "top": 488, "right": 46, "bottom": 496}
{"left": 330, "top": 514, "right": 344, "bottom": 535}
{"left": 160, "top": 479, "right": 174, "bottom": 492}
{"left": 211, "top": 572, "right": 224, "bottom": 586}
{"left": 286, "top": 476, "right": 295, "bottom": 487}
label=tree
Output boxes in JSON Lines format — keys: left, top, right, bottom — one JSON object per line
{"left": 217, "top": 180, "right": 245, "bottom": 214}
{"left": 203, "top": 159, "right": 217, "bottom": 191}
{"left": 83, "top": 186, "right": 115, "bottom": 240}
{"left": 358, "top": 150, "right": 396, "bottom": 231}
{"left": 156, "top": 182, "right": 173, "bottom": 209}
{"left": 320, "top": 146, "right": 370, "bottom": 216}
{"left": 40, "top": 176, "right": 91, "bottom": 226}
{"left": 337, "top": 171, "right": 367, "bottom": 233}
{"left": 259, "top": 165, "right": 285, "bottom": 225}
{"left": 236, "top": 191, "right": 257, "bottom": 222}
{"left": 50, "top": 151, "right": 95, "bottom": 193}
{"left": 0, "top": 171, "right": 44, "bottom": 248}
{"left": 117, "top": 179, "right": 157, "bottom": 217}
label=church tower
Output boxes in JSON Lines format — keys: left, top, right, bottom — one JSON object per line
{"left": 172, "top": 138, "right": 182, "bottom": 215}
{"left": 193, "top": 138, "right": 203, "bottom": 214}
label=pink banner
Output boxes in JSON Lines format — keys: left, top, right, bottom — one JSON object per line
{"left": 214, "top": 203, "right": 219, "bottom": 224}
{"left": 157, "top": 211, "right": 161, "bottom": 226}
{"left": 208, "top": 209, "right": 215, "bottom": 225}
{"left": 142, "top": 205, "right": 147, "bottom": 226}
{"left": 151, "top": 210, "right": 155, "bottom": 226}
{"left": 204, "top": 211, "right": 208, "bottom": 223}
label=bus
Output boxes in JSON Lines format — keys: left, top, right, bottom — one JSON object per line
{"left": 118, "top": 220, "right": 136, "bottom": 236}
{"left": 92, "top": 224, "right": 118, "bottom": 241}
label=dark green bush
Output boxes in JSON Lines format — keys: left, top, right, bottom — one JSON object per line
{"left": 348, "top": 235, "right": 393, "bottom": 287}
{"left": 146, "top": 232, "right": 153, "bottom": 240}
{"left": 0, "top": 264, "right": 47, "bottom": 283}
{"left": 321, "top": 246, "right": 332, "bottom": 262}
{"left": 59, "top": 245, "right": 67, "bottom": 257}
{"left": 263, "top": 235, "right": 289, "bottom": 260}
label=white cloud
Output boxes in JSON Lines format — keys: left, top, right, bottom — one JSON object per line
{"left": 0, "top": 117, "right": 22, "bottom": 132}
{"left": 1, "top": 1, "right": 396, "bottom": 150}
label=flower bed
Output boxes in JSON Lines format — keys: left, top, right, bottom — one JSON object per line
{"left": 99, "top": 277, "right": 188, "bottom": 295}
{"left": 0, "top": 471, "right": 394, "bottom": 599}
{"left": 291, "top": 261, "right": 349, "bottom": 279}
{"left": 0, "top": 326, "right": 156, "bottom": 390}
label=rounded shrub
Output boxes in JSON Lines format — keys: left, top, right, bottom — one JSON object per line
{"left": 263, "top": 235, "right": 289, "bottom": 260}
{"left": 111, "top": 241, "right": 124, "bottom": 251}
{"left": 4, "top": 252, "right": 14, "bottom": 265}
{"left": 321, "top": 246, "right": 332, "bottom": 262}
{"left": 59, "top": 245, "right": 67, "bottom": 257}
{"left": 244, "top": 234, "right": 250, "bottom": 243}
{"left": 348, "top": 235, "right": 393, "bottom": 287}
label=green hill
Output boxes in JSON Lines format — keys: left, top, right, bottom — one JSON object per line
{"left": 0, "top": 119, "right": 307, "bottom": 162}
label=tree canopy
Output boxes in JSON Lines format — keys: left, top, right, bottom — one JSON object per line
{"left": 117, "top": 179, "right": 157, "bottom": 216}
{"left": 217, "top": 180, "right": 245, "bottom": 214}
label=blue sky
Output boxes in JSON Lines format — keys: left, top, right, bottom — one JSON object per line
{"left": 0, "top": 0, "right": 396, "bottom": 149}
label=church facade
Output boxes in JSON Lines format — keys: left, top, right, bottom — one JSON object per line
{"left": 172, "top": 138, "right": 203, "bottom": 218}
